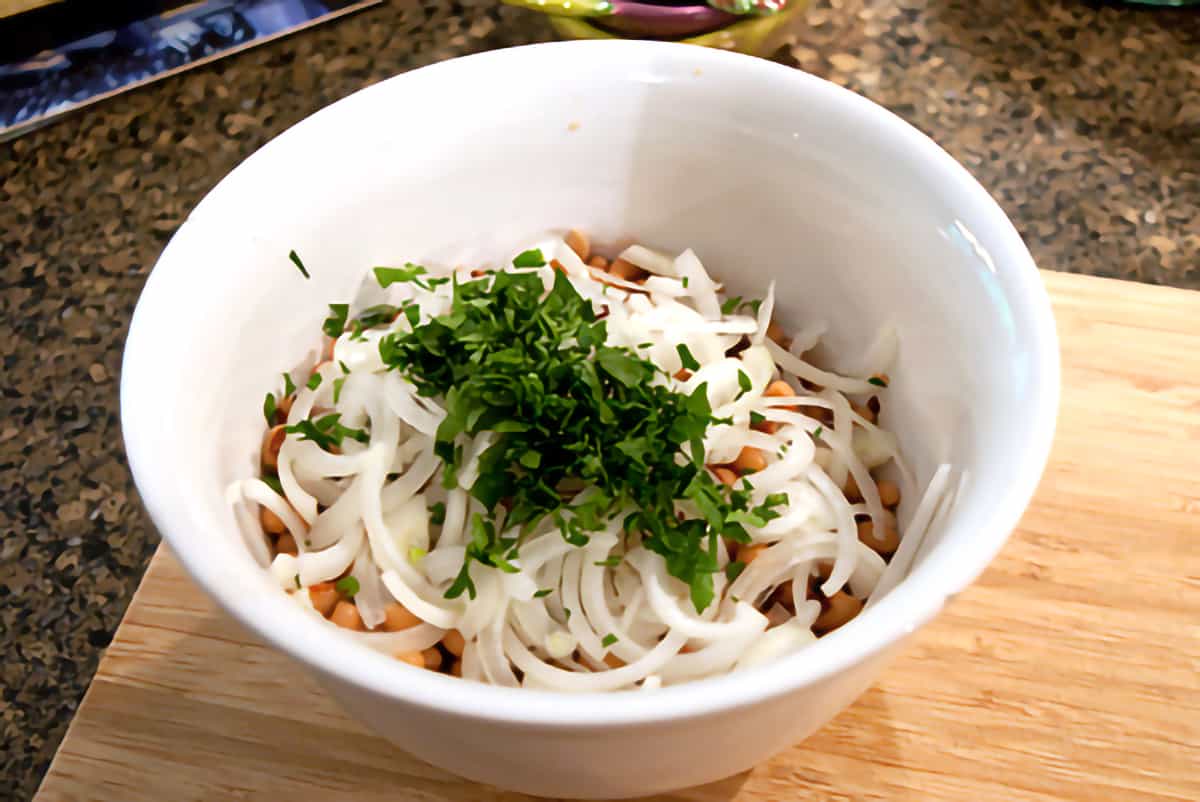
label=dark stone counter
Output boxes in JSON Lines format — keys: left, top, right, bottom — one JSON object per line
{"left": 1, "top": 1, "right": 1195, "bottom": 797}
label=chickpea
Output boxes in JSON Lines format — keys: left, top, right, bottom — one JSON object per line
{"left": 395, "top": 651, "right": 424, "bottom": 668}
{"left": 764, "top": 379, "right": 797, "bottom": 401}
{"left": 844, "top": 474, "right": 863, "bottom": 502}
{"left": 877, "top": 479, "right": 901, "bottom": 508}
{"left": 588, "top": 255, "right": 609, "bottom": 270}
{"left": 732, "top": 446, "right": 766, "bottom": 475}
{"left": 422, "top": 647, "right": 443, "bottom": 671}
{"left": 308, "top": 582, "right": 339, "bottom": 617}
{"left": 857, "top": 514, "right": 900, "bottom": 557}
{"left": 261, "top": 424, "right": 286, "bottom": 470}
{"left": 603, "top": 653, "right": 625, "bottom": 669}
{"left": 382, "top": 602, "right": 422, "bottom": 632}
{"left": 609, "top": 258, "right": 645, "bottom": 281}
{"left": 851, "top": 402, "right": 877, "bottom": 425}
{"left": 275, "top": 533, "right": 298, "bottom": 557}
{"left": 712, "top": 467, "right": 738, "bottom": 487}
{"left": 564, "top": 229, "right": 591, "bottom": 263}
{"left": 330, "top": 600, "right": 365, "bottom": 631}
{"left": 736, "top": 543, "right": 767, "bottom": 565}
{"left": 276, "top": 394, "right": 294, "bottom": 421}
{"left": 260, "top": 505, "right": 286, "bottom": 535}
{"left": 814, "top": 592, "right": 863, "bottom": 634}
{"left": 442, "top": 630, "right": 466, "bottom": 657}
{"left": 766, "top": 321, "right": 793, "bottom": 350}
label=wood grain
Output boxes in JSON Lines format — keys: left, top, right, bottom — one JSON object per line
{"left": 35, "top": 272, "right": 1200, "bottom": 802}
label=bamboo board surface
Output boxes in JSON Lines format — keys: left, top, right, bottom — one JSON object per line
{"left": 35, "top": 271, "right": 1200, "bottom": 802}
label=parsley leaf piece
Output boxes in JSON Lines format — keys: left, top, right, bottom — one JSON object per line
{"left": 533, "top": 588, "right": 553, "bottom": 598}
{"left": 263, "top": 392, "right": 277, "bottom": 424}
{"left": 676, "top": 343, "right": 701, "bottom": 372}
{"left": 335, "top": 576, "right": 360, "bottom": 597}
{"left": 322, "top": 304, "right": 349, "bottom": 338}
{"left": 512, "top": 248, "right": 546, "bottom": 268}
{"left": 601, "top": 633, "right": 618, "bottom": 648}
{"left": 306, "top": 372, "right": 322, "bottom": 391}
{"left": 868, "top": 375, "right": 889, "bottom": 387}
{"left": 288, "top": 249, "right": 310, "bottom": 279}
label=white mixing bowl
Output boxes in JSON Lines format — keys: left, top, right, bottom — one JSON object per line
{"left": 121, "top": 40, "right": 1059, "bottom": 799}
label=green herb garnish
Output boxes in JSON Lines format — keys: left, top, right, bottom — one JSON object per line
{"left": 676, "top": 343, "right": 700, "bottom": 372}
{"left": 812, "top": 425, "right": 823, "bottom": 440}
{"left": 306, "top": 372, "right": 322, "bottom": 391}
{"left": 285, "top": 413, "right": 369, "bottom": 451}
{"left": 736, "top": 370, "right": 752, "bottom": 397}
{"left": 594, "top": 556, "right": 622, "bottom": 568}
{"left": 533, "top": 588, "right": 553, "bottom": 598}
{"left": 408, "top": 546, "right": 426, "bottom": 563}
{"left": 868, "top": 376, "right": 888, "bottom": 387}
{"left": 681, "top": 276, "right": 689, "bottom": 288}
{"left": 282, "top": 372, "right": 297, "bottom": 397}
{"left": 512, "top": 248, "right": 546, "bottom": 268}
{"left": 376, "top": 268, "right": 787, "bottom": 611}
{"left": 374, "top": 264, "right": 447, "bottom": 291}
{"left": 749, "top": 411, "right": 765, "bottom": 426}
{"left": 263, "top": 393, "right": 277, "bottom": 424}
{"left": 261, "top": 473, "right": 284, "bottom": 496}
{"left": 294, "top": 574, "right": 301, "bottom": 589}
{"left": 601, "top": 633, "right": 618, "bottom": 648}
{"left": 429, "top": 502, "right": 446, "bottom": 526}
{"left": 335, "top": 576, "right": 359, "bottom": 597}
{"left": 322, "top": 304, "right": 349, "bottom": 338}
{"left": 724, "top": 560, "right": 746, "bottom": 581}
{"left": 720, "top": 296, "right": 743, "bottom": 315}
{"left": 289, "top": 250, "right": 310, "bottom": 279}
{"left": 332, "top": 377, "right": 346, "bottom": 404}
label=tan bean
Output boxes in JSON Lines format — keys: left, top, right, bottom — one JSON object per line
{"left": 422, "top": 647, "right": 443, "bottom": 671}
{"left": 382, "top": 602, "right": 422, "bottom": 632}
{"left": 857, "top": 515, "right": 900, "bottom": 556}
{"left": 764, "top": 379, "right": 797, "bottom": 400}
{"left": 549, "top": 258, "right": 567, "bottom": 275}
{"left": 851, "top": 402, "right": 877, "bottom": 425}
{"left": 261, "top": 424, "right": 286, "bottom": 470}
{"left": 276, "top": 394, "right": 294, "bottom": 421}
{"left": 844, "top": 473, "right": 862, "bottom": 502}
{"left": 308, "top": 582, "right": 339, "bottom": 617}
{"left": 766, "top": 321, "right": 793, "bottom": 350}
{"left": 814, "top": 592, "right": 863, "bottom": 634}
{"left": 609, "top": 258, "right": 645, "bottom": 281}
{"left": 442, "top": 629, "right": 466, "bottom": 658}
{"left": 564, "top": 229, "right": 591, "bottom": 263}
{"left": 712, "top": 467, "right": 739, "bottom": 487}
{"left": 877, "top": 479, "right": 901, "bottom": 508}
{"left": 733, "top": 446, "right": 767, "bottom": 475}
{"left": 260, "top": 505, "right": 286, "bottom": 535}
{"left": 772, "top": 580, "right": 795, "bottom": 611}
{"left": 330, "top": 600, "right": 365, "bottom": 631}
{"left": 588, "top": 255, "right": 609, "bottom": 270}
{"left": 674, "top": 368, "right": 692, "bottom": 381}
{"left": 450, "top": 659, "right": 463, "bottom": 677}
{"left": 737, "top": 543, "right": 767, "bottom": 565}
{"left": 603, "top": 653, "right": 625, "bottom": 669}
{"left": 395, "top": 651, "right": 424, "bottom": 668}
{"left": 275, "top": 533, "right": 298, "bottom": 557}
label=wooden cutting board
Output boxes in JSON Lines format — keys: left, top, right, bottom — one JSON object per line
{"left": 35, "top": 271, "right": 1200, "bottom": 802}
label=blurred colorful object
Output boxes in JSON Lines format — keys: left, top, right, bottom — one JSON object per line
{"left": 502, "top": 1, "right": 804, "bottom": 55}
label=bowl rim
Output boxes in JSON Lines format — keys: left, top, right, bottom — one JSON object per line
{"left": 121, "top": 39, "right": 1060, "bottom": 728}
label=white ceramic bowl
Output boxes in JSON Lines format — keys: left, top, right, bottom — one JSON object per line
{"left": 121, "top": 41, "right": 1059, "bottom": 799}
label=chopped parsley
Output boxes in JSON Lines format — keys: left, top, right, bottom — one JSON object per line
{"left": 812, "top": 425, "right": 823, "bottom": 440}
{"left": 261, "top": 473, "right": 284, "bottom": 496}
{"left": 868, "top": 375, "right": 889, "bottom": 387}
{"left": 285, "top": 412, "right": 369, "bottom": 451}
{"left": 322, "top": 304, "right": 349, "bottom": 338}
{"left": 263, "top": 393, "right": 277, "bottom": 424}
{"left": 601, "top": 633, "right": 618, "bottom": 648}
{"left": 533, "top": 588, "right": 553, "bottom": 598}
{"left": 338, "top": 361, "right": 350, "bottom": 374}
{"left": 736, "top": 370, "right": 752, "bottom": 397}
{"left": 594, "top": 556, "right": 622, "bottom": 568}
{"left": 282, "top": 372, "right": 297, "bottom": 397}
{"left": 289, "top": 250, "right": 310, "bottom": 279}
{"left": 720, "top": 296, "right": 743, "bottom": 315}
{"left": 376, "top": 268, "right": 787, "bottom": 611}
{"left": 676, "top": 343, "right": 700, "bottom": 372}
{"left": 306, "top": 372, "right": 322, "bottom": 391}
{"left": 512, "top": 248, "right": 546, "bottom": 268}
{"left": 681, "top": 276, "right": 689, "bottom": 288}
{"left": 293, "top": 574, "right": 301, "bottom": 589}
{"left": 749, "top": 410, "right": 766, "bottom": 427}
{"left": 373, "top": 264, "right": 449, "bottom": 291}
{"left": 332, "top": 377, "right": 346, "bottom": 404}
{"left": 725, "top": 560, "right": 746, "bottom": 581}
{"left": 408, "top": 546, "right": 427, "bottom": 563}
{"left": 429, "top": 502, "right": 446, "bottom": 525}
{"left": 335, "top": 576, "right": 359, "bottom": 597}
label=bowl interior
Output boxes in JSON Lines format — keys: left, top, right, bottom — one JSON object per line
{"left": 122, "top": 41, "right": 1057, "bottom": 722}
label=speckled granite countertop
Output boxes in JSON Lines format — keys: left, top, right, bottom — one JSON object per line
{"left": 1, "top": 0, "right": 1196, "bottom": 797}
